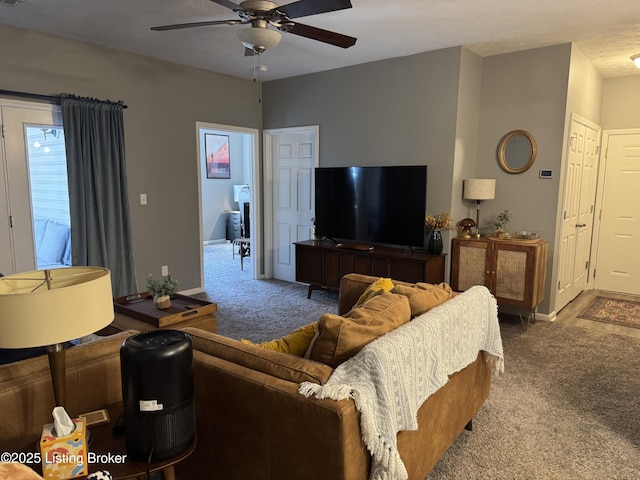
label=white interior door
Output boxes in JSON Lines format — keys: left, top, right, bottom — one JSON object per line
{"left": 556, "top": 116, "right": 601, "bottom": 312}
{"left": 268, "top": 127, "right": 318, "bottom": 282}
{"left": 0, "top": 103, "right": 63, "bottom": 274}
{"left": 594, "top": 131, "right": 640, "bottom": 295}
{"left": 573, "top": 124, "right": 599, "bottom": 294}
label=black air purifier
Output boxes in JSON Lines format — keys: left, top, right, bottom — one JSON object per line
{"left": 120, "top": 330, "right": 195, "bottom": 461}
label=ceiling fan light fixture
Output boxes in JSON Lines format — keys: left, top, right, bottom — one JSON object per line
{"left": 631, "top": 53, "right": 640, "bottom": 68}
{"left": 238, "top": 27, "right": 281, "bottom": 54}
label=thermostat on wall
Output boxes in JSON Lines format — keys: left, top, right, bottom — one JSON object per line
{"left": 539, "top": 169, "right": 553, "bottom": 179}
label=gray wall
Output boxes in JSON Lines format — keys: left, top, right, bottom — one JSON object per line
{"left": 263, "top": 43, "right": 596, "bottom": 316}
{"left": 451, "top": 48, "right": 483, "bottom": 236}
{"left": 475, "top": 44, "right": 573, "bottom": 314}
{"left": 5, "top": 21, "right": 634, "bottom": 309}
{"left": 263, "top": 47, "right": 465, "bottom": 258}
{"left": 0, "top": 24, "right": 261, "bottom": 291}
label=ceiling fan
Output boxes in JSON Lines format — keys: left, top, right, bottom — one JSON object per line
{"left": 151, "top": 0, "right": 357, "bottom": 54}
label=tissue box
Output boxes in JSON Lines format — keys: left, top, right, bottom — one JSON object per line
{"left": 40, "top": 417, "right": 88, "bottom": 479}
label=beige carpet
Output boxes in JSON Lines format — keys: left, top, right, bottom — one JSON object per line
{"left": 198, "top": 243, "right": 640, "bottom": 479}
{"left": 577, "top": 296, "right": 640, "bottom": 329}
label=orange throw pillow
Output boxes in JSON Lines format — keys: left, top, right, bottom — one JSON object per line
{"left": 306, "top": 293, "right": 411, "bottom": 368}
{"left": 392, "top": 282, "right": 453, "bottom": 318}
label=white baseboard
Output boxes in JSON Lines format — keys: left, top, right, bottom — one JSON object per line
{"left": 536, "top": 310, "right": 557, "bottom": 322}
{"left": 203, "top": 239, "right": 227, "bottom": 246}
{"left": 179, "top": 287, "right": 204, "bottom": 296}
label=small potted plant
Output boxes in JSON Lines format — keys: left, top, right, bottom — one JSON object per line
{"left": 146, "top": 273, "right": 179, "bottom": 309}
{"left": 493, "top": 210, "right": 512, "bottom": 238}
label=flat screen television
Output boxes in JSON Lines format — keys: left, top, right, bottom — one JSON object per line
{"left": 314, "top": 165, "right": 427, "bottom": 248}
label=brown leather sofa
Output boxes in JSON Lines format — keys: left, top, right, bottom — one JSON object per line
{"left": 177, "top": 273, "right": 493, "bottom": 480}
{"left": 0, "top": 330, "right": 137, "bottom": 453}
{"left": 0, "top": 274, "right": 493, "bottom": 480}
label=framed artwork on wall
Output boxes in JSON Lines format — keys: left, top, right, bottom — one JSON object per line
{"left": 205, "top": 133, "right": 230, "bottom": 179}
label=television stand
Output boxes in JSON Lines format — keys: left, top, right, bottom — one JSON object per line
{"left": 294, "top": 239, "right": 445, "bottom": 298}
{"left": 336, "top": 242, "right": 374, "bottom": 251}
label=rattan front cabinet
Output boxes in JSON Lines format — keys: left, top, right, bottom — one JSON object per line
{"left": 451, "top": 237, "right": 548, "bottom": 310}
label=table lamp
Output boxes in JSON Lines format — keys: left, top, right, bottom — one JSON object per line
{"left": 0, "top": 267, "right": 114, "bottom": 407}
{"left": 463, "top": 179, "right": 496, "bottom": 237}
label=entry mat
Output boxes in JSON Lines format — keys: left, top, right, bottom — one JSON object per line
{"left": 577, "top": 296, "right": 640, "bottom": 330}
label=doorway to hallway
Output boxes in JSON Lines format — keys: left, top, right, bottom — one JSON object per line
{"left": 195, "top": 122, "right": 260, "bottom": 290}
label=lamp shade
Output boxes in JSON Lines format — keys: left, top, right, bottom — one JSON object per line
{"left": 0, "top": 267, "right": 113, "bottom": 348}
{"left": 463, "top": 179, "right": 496, "bottom": 201}
{"left": 237, "top": 27, "right": 281, "bottom": 53}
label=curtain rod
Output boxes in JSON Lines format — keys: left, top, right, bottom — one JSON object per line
{"left": 0, "top": 89, "right": 128, "bottom": 109}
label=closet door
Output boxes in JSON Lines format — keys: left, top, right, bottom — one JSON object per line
{"left": 0, "top": 103, "right": 64, "bottom": 274}
{"left": 556, "top": 115, "right": 600, "bottom": 312}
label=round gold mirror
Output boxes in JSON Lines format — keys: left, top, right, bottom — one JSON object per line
{"left": 498, "top": 130, "right": 537, "bottom": 174}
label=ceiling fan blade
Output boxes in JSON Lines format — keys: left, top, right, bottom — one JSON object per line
{"left": 287, "top": 22, "right": 356, "bottom": 48}
{"left": 245, "top": 47, "right": 254, "bottom": 56}
{"left": 277, "top": 0, "right": 352, "bottom": 19}
{"left": 151, "top": 19, "right": 243, "bottom": 31}
{"left": 209, "top": 0, "right": 241, "bottom": 11}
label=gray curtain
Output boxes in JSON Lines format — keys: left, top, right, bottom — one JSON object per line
{"left": 61, "top": 94, "right": 137, "bottom": 297}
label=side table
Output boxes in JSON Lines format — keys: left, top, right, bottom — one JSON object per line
{"left": 20, "top": 403, "right": 195, "bottom": 480}
{"left": 83, "top": 403, "right": 196, "bottom": 480}
{"left": 100, "top": 293, "right": 218, "bottom": 335}
{"left": 89, "top": 403, "right": 196, "bottom": 480}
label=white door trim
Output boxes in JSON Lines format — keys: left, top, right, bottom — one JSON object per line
{"left": 0, "top": 99, "right": 63, "bottom": 274}
{"left": 195, "top": 121, "right": 260, "bottom": 290}
{"left": 263, "top": 125, "right": 319, "bottom": 279}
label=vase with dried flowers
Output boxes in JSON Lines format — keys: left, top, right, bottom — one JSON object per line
{"left": 424, "top": 212, "right": 453, "bottom": 254}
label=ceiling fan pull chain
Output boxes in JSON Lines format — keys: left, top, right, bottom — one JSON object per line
{"left": 258, "top": 53, "right": 263, "bottom": 104}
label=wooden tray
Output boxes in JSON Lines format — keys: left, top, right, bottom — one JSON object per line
{"left": 113, "top": 292, "right": 217, "bottom": 328}
{"left": 487, "top": 236, "right": 542, "bottom": 244}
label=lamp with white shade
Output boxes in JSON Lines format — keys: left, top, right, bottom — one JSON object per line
{"left": 463, "top": 179, "right": 496, "bottom": 237}
{"left": 0, "top": 267, "right": 114, "bottom": 407}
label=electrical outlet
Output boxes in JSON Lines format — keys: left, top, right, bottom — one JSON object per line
{"left": 161, "top": 265, "right": 168, "bottom": 276}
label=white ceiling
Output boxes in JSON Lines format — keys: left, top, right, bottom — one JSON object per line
{"left": 2, "top": 0, "right": 640, "bottom": 81}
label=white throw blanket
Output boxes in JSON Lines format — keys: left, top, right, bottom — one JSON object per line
{"left": 299, "top": 285, "right": 504, "bottom": 480}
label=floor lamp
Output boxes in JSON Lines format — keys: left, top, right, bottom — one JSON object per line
{"left": 0, "top": 267, "right": 114, "bottom": 408}
{"left": 463, "top": 179, "right": 496, "bottom": 237}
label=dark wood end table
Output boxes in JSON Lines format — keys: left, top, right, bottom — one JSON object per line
{"left": 87, "top": 403, "right": 195, "bottom": 480}
{"left": 22, "top": 403, "right": 195, "bottom": 480}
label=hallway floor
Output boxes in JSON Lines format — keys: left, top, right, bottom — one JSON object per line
{"left": 555, "top": 289, "right": 640, "bottom": 339}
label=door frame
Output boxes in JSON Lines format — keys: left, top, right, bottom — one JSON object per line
{"left": 592, "top": 128, "right": 640, "bottom": 293}
{"left": 195, "top": 121, "right": 261, "bottom": 289}
{"left": 263, "top": 125, "right": 319, "bottom": 279}
{"left": 0, "top": 99, "right": 64, "bottom": 274}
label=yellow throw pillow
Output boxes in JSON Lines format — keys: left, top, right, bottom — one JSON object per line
{"left": 306, "top": 293, "right": 411, "bottom": 367}
{"left": 353, "top": 277, "right": 395, "bottom": 308}
{"left": 242, "top": 322, "right": 317, "bottom": 356}
{"left": 392, "top": 282, "right": 453, "bottom": 318}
